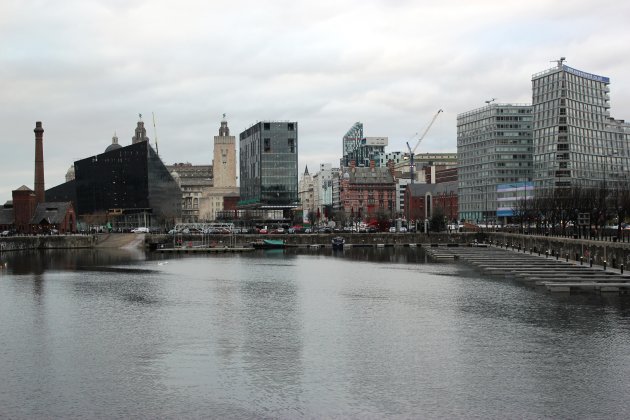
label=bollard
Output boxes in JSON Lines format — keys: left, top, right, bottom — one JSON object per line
{"left": 604, "top": 260, "right": 607, "bottom": 271}
{"left": 556, "top": 252, "right": 559, "bottom": 260}
{"left": 590, "top": 258, "right": 593, "bottom": 268}
{"left": 622, "top": 264, "right": 625, "bottom": 275}
{"left": 566, "top": 253, "right": 569, "bottom": 262}
{"left": 580, "top": 256, "right": 583, "bottom": 265}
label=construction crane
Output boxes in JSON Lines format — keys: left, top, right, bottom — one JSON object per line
{"left": 406, "top": 109, "right": 443, "bottom": 184}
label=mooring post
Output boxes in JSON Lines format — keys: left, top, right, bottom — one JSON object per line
{"left": 580, "top": 256, "right": 583, "bottom": 265}
{"left": 621, "top": 264, "right": 625, "bottom": 275}
{"left": 590, "top": 258, "right": 593, "bottom": 268}
{"left": 604, "top": 260, "right": 607, "bottom": 271}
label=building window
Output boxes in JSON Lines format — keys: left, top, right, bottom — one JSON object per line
{"left": 288, "top": 123, "right": 294, "bottom": 131}
{"left": 264, "top": 138, "right": 271, "bottom": 153}
{"left": 264, "top": 123, "right": 270, "bottom": 130}
{"left": 288, "top": 138, "right": 295, "bottom": 153}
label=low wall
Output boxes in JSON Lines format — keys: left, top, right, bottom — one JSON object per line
{"left": 0, "top": 235, "right": 95, "bottom": 252}
{"left": 147, "top": 232, "right": 477, "bottom": 248}
{"left": 488, "top": 232, "right": 630, "bottom": 269}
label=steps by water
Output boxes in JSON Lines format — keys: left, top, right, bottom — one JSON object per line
{"left": 422, "top": 244, "right": 630, "bottom": 295}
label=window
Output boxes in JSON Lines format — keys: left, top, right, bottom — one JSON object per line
{"left": 264, "top": 138, "right": 271, "bottom": 153}
{"left": 288, "top": 123, "right": 294, "bottom": 131}
{"left": 288, "top": 138, "right": 295, "bottom": 153}
{"left": 263, "top": 123, "right": 270, "bottom": 130}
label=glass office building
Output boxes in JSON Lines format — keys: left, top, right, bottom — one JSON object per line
{"left": 457, "top": 103, "right": 533, "bottom": 224}
{"left": 532, "top": 62, "right": 630, "bottom": 190}
{"left": 239, "top": 121, "right": 298, "bottom": 207}
{"left": 74, "top": 141, "right": 181, "bottom": 226}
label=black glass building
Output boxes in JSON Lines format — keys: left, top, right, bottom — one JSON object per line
{"left": 239, "top": 121, "right": 298, "bottom": 207}
{"left": 73, "top": 141, "right": 181, "bottom": 226}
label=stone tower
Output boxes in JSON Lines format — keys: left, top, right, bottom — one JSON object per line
{"left": 132, "top": 116, "right": 149, "bottom": 144}
{"left": 34, "top": 121, "right": 45, "bottom": 204}
{"left": 213, "top": 115, "right": 237, "bottom": 188}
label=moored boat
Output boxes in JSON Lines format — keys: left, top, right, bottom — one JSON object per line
{"left": 252, "top": 239, "right": 286, "bottom": 249}
{"left": 331, "top": 236, "right": 345, "bottom": 250}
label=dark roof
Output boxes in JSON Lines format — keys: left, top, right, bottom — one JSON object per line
{"left": 348, "top": 167, "right": 394, "bottom": 184}
{"left": 407, "top": 181, "right": 458, "bottom": 197}
{"left": 31, "top": 202, "right": 73, "bottom": 225}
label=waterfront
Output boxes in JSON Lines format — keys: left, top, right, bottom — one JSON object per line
{"left": 1, "top": 248, "right": 630, "bottom": 418}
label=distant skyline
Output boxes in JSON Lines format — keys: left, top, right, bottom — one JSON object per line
{"left": 2, "top": 0, "right": 630, "bottom": 200}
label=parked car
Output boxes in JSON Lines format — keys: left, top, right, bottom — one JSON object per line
{"left": 131, "top": 227, "right": 150, "bottom": 233}
{"left": 1, "top": 230, "right": 10, "bottom": 236}
{"left": 389, "top": 227, "right": 396, "bottom": 233}
{"left": 400, "top": 227, "right": 408, "bottom": 233}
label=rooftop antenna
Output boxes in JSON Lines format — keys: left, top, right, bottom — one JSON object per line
{"left": 551, "top": 57, "right": 566, "bottom": 68}
{"left": 485, "top": 98, "right": 496, "bottom": 105}
{"left": 152, "top": 112, "right": 159, "bottom": 156}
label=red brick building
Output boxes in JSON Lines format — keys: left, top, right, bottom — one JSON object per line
{"left": 12, "top": 186, "right": 37, "bottom": 233}
{"left": 404, "top": 181, "right": 458, "bottom": 225}
{"left": 340, "top": 162, "right": 396, "bottom": 221}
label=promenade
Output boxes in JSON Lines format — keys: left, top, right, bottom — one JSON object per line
{"left": 423, "top": 243, "right": 630, "bottom": 295}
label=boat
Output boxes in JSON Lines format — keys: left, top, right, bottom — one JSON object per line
{"left": 252, "top": 239, "right": 286, "bottom": 249}
{"left": 331, "top": 236, "right": 345, "bottom": 250}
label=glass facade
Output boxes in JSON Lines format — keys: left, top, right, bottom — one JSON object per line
{"left": 74, "top": 141, "right": 181, "bottom": 224}
{"left": 239, "top": 121, "right": 298, "bottom": 206}
{"left": 532, "top": 64, "right": 630, "bottom": 190}
{"left": 457, "top": 104, "right": 533, "bottom": 223}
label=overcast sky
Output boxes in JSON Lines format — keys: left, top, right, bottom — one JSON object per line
{"left": 2, "top": 0, "right": 630, "bottom": 200}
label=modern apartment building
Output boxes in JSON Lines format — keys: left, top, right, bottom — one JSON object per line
{"left": 532, "top": 60, "right": 630, "bottom": 190}
{"left": 239, "top": 121, "right": 298, "bottom": 207}
{"left": 457, "top": 103, "right": 533, "bottom": 224}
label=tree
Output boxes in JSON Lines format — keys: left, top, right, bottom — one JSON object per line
{"left": 332, "top": 210, "right": 347, "bottom": 227}
{"left": 373, "top": 210, "right": 391, "bottom": 232}
{"left": 429, "top": 206, "right": 447, "bottom": 232}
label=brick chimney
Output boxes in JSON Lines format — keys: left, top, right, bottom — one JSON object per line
{"left": 34, "top": 121, "right": 45, "bottom": 204}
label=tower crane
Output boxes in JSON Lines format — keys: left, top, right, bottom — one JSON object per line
{"left": 406, "top": 109, "right": 443, "bottom": 184}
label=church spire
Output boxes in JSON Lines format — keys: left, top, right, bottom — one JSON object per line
{"left": 304, "top": 165, "right": 309, "bottom": 176}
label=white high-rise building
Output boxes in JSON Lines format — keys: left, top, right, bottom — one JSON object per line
{"left": 457, "top": 103, "right": 533, "bottom": 224}
{"left": 532, "top": 60, "right": 630, "bottom": 190}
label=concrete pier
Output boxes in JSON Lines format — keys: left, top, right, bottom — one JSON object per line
{"left": 423, "top": 244, "right": 630, "bottom": 295}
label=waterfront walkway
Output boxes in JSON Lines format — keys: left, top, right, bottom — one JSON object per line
{"left": 423, "top": 244, "right": 630, "bottom": 295}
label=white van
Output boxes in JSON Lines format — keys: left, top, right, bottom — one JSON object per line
{"left": 131, "top": 227, "right": 150, "bottom": 233}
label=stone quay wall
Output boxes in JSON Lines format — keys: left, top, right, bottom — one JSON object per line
{"left": 147, "top": 232, "right": 474, "bottom": 248}
{"left": 0, "top": 235, "right": 95, "bottom": 252}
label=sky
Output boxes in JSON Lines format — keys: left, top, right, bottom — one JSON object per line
{"left": 2, "top": 0, "right": 630, "bottom": 201}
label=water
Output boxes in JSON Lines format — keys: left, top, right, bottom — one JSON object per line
{"left": 1, "top": 247, "right": 630, "bottom": 419}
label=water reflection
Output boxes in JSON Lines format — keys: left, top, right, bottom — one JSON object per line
{"left": 0, "top": 248, "right": 146, "bottom": 275}
{"left": 238, "top": 258, "right": 305, "bottom": 416}
{"left": 1, "top": 248, "right": 630, "bottom": 418}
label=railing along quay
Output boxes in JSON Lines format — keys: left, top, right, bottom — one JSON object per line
{"left": 422, "top": 243, "right": 630, "bottom": 295}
